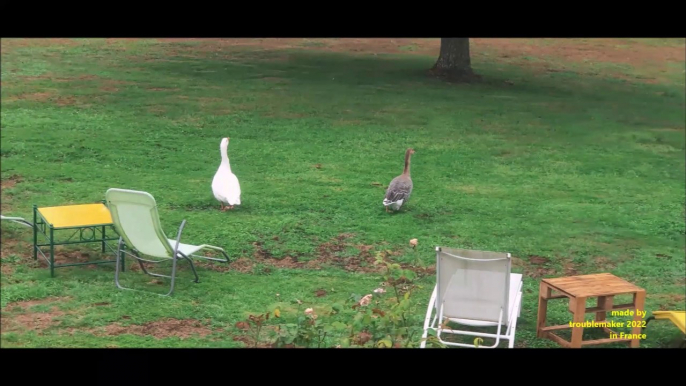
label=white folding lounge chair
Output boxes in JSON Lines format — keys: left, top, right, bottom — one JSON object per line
{"left": 420, "top": 247, "right": 523, "bottom": 348}
{"left": 1, "top": 214, "right": 33, "bottom": 228}
{"left": 105, "top": 188, "right": 231, "bottom": 296}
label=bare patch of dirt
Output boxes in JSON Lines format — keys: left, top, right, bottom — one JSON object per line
{"left": 106, "top": 38, "right": 143, "bottom": 45}
{"left": 563, "top": 262, "right": 579, "bottom": 276}
{"left": 471, "top": 38, "right": 684, "bottom": 83}
{"left": 54, "top": 95, "right": 77, "bottom": 106}
{"left": 1, "top": 307, "right": 65, "bottom": 332}
{"left": 529, "top": 255, "right": 550, "bottom": 265}
{"left": 98, "top": 79, "right": 130, "bottom": 92}
{"left": 17, "top": 74, "right": 131, "bottom": 93}
{"left": 480, "top": 38, "right": 683, "bottom": 66}
{"left": 593, "top": 256, "right": 617, "bottom": 271}
{"left": 192, "top": 235, "right": 433, "bottom": 276}
{"left": 0, "top": 239, "right": 33, "bottom": 262}
{"left": 3, "top": 92, "right": 55, "bottom": 103}
{"left": 50, "top": 247, "right": 99, "bottom": 269}
{"left": 3, "top": 90, "right": 102, "bottom": 107}
{"left": 227, "top": 258, "right": 253, "bottom": 273}
{"left": 512, "top": 255, "right": 557, "bottom": 278}
{"left": 1, "top": 38, "right": 79, "bottom": 53}
{"left": 195, "top": 257, "right": 250, "bottom": 273}
{"left": 1, "top": 174, "right": 22, "bottom": 190}
{"left": 248, "top": 233, "right": 433, "bottom": 276}
{"left": 3, "top": 296, "right": 69, "bottom": 312}
{"left": 653, "top": 294, "right": 686, "bottom": 311}
{"left": 90, "top": 318, "right": 213, "bottom": 339}
{"left": 1, "top": 296, "right": 72, "bottom": 333}
{"left": 1, "top": 264, "right": 13, "bottom": 275}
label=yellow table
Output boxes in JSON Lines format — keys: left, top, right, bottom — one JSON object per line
{"left": 33, "top": 202, "right": 123, "bottom": 277}
{"left": 651, "top": 311, "right": 686, "bottom": 334}
{"left": 644, "top": 311, "right": 686, "bottom": 348}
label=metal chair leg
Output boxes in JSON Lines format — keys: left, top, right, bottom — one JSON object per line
{"left": 179, "top": 252, "right": 199, "bottom": 283}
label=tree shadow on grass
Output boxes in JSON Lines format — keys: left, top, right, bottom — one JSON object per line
{"left": 144, "top": 49, "right": 683, "bottom": 105}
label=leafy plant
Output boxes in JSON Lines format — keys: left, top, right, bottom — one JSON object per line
{"left": 235, "top": 253, "right": 434, "bottom": 348}
{"left": 235, "top": 312, "right": 270, "bottom": 348}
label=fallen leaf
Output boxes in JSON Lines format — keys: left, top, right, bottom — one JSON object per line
{"left": 315, "top": 289, "right": 327, "bottom": 297}
{"left": 357, "top": 331, "right": 372, "bottom": 345}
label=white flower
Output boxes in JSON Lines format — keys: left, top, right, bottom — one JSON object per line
{"left": 305, "top": 308, "right": 317, "bottom": 319}
{"left": 409, "top": 238, "right": 418, "bottom": 247}
{"left": 359, "top": 294, "right": 373, "bottom": 306}
{"left": 373, "top": 288, "right": 386, "bottom": 294}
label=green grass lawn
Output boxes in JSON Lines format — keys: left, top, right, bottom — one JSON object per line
{"left": 1, "top": 38, "right": 684, "bottom": 348}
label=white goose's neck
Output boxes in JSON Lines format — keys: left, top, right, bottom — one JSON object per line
{"left": 221, "top": 143, "right": 231, "bottom": 172}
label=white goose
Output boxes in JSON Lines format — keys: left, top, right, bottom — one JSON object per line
{"left": 212, "top": 137, "right": 241, "bottom": 211}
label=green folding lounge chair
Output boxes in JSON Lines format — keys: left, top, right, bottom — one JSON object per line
{"left": 105, "top": 188, "right": 231, "bottom": 296}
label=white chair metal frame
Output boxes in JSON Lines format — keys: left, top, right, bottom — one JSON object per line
{"left": 106, "top": 188, "right": 231, "bottom": 296}
{"left": 420, "top": 246, "right": 523, "bottom": 348}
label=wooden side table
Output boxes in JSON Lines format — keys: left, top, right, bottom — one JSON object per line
{"left": 536, "top": 273, "right": 646, "bottom": 348}
{"left": 33, "top": 202, "right": 123, "bottom": 277}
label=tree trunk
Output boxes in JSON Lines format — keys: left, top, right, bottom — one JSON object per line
{"left": 430, "top": 38, "right": 479, "bottom": 82}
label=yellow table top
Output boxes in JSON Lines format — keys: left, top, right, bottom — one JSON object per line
{"left": 37, "top": 203, "right": 113, "bottom": 229}
{"left": 652, "top": 311, "right": 686, "bottom": 334}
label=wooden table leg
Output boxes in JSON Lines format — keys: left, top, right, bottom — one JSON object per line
{"left": 596, "top": 296, "right": 613, "bottom": 322}
{"left": 537, "top": 282, "right": 552, "bottom": 338}
{"left": 630, "top": 290, "right": 646, "bottom": 348}
{"left": 570, "top": 296, "right": 586, "bottom": 348}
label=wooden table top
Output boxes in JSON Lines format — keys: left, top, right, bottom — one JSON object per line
{"left": 542, "top": 273, "right": 643, "bottom": 298}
